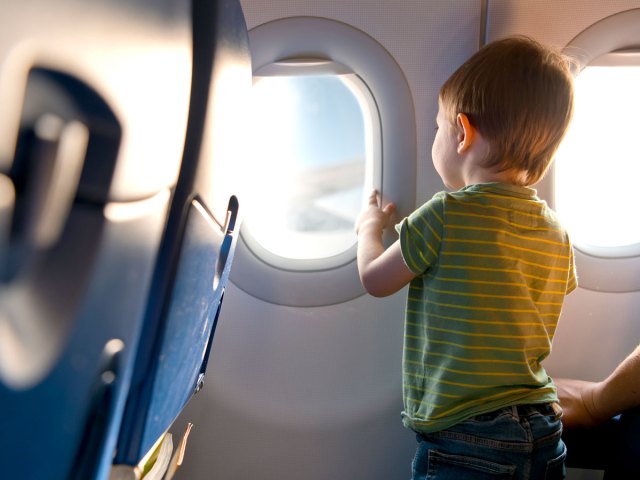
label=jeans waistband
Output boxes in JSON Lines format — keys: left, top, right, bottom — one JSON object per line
{"left": 502, "top": 402, "right": 563, "bottom": 420}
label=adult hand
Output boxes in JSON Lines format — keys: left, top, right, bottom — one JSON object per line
{"left": 555, "top": 378, "right": 603, "bottom": 429}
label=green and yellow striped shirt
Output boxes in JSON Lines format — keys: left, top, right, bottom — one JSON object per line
{"left": 396, "top": 183, "right": 577, "bottom": 433}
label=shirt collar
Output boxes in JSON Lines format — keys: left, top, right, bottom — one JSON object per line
{"left": 458, "top": 182, "right": 538, "bottom": 200}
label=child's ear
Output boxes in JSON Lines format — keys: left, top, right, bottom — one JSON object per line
{"left": 456, "top": 113, "right": 475, "bottom": 154}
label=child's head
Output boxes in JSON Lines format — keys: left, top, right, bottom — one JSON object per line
{"left": 439, "top": 35, "right": 574, "bottom": 186}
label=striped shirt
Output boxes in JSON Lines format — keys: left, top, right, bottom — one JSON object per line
{"left": 396, "top": 183, "right": 577, "bottom": 433}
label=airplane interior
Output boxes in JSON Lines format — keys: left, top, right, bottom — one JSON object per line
{"left": 1, "top": 1, "right": 640, "bottom": 479}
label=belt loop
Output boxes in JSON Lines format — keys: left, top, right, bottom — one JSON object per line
{"left": 511, "top": 405, "right": 519, "bottom": 419}
{"left": 550, "top": 402, "right": 563, "bottom": 420}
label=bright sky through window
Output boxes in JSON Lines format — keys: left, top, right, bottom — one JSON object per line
{"left": 245, "top": 75, "right": 368, "bottom": 260}
{"left": 554, "top": 65, "right": 640, "bottom": 251}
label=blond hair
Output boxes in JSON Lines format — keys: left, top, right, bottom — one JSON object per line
{"left": 439, "top": 36, "right": 574, "bottom": 186}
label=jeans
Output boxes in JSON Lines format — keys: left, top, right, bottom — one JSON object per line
{"left": 411, "top": 403, "right": 566, "bottom": 479}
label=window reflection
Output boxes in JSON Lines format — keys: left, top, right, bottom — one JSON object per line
{"left": 245, "top": 75, "right": 369, "bottom": 260}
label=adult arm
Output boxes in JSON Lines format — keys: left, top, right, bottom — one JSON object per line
{"left": 556, "top": 344, "right": 640, "bottom": 429}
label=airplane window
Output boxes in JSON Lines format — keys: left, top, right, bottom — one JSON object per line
{"left": 555, "top": 63, "right": 640, "bottom": 254}
{"left": 245, "top": 73, "right": 371, "bottom": 261}
{"left": 550, "top": 9, "right": 640, "bottom": 293}
{"left": 225, "top": 17, "right": 415, "bottom": 306}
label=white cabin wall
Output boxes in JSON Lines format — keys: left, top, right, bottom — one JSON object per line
{"left": 174, "top": 1, "right": 482, "bottom": 479}
{"left": 172, "top": 2, "right": 640, "bottom": 479}
{"left": 486, "top": 0, "right": 640, "bottom": 383}
{"left": 486, "top": 0, "right": 640, "bottom": 47}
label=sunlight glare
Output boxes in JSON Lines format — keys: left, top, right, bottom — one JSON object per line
{"left": 554, "top": 66, "right": 640, "bottom": 250}
{"left": 244, "top": 75, "right": 367, "bottom": 260}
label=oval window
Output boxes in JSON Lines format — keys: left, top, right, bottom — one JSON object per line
{"left": 550, "top": 8, "right": 640, "bottom": 293}
{"left": 244, "top": 70, "right": 372, "bottom": 263}
{"left": 554, "top": 54, "right": 640, "bottom": 256}
{"left": 225, "top": 17, "right": 415, "bottom": 306}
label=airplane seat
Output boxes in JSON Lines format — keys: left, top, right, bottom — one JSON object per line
{"left": 0, "top": 0, "right": 250, "bottom": 478}
{"left": 563, "top": 407, "right": 640, "bottom": 479}
{"left": 115, "top": 195, "right": 240, "bottom": 467}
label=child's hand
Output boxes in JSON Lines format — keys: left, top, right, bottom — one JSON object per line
{"left": 355, "top": 189, "right": 396, "bottom": 235}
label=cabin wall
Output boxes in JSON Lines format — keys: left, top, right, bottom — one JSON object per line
{"left": 173, "top": 1, "right": 640, "bottom": 479}
{"left": 176, "top": 2, "right": 481, "bottom": 479}
{"left": 487, "top": 0, "right": 640, "bottom": 47}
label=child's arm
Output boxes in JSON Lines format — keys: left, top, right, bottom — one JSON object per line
{"left": 356, "top": 190, "right": 416, "bottom": 297}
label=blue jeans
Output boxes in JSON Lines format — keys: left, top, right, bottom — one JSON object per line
{"left": 411, "top": 403, "right": 566, "bottom": 479}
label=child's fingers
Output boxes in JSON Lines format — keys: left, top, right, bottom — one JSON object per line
{"left": 368, "top": 189, "right": 380, "bottom": 206}
{"left": 382, "top": 202, "right": 396, "bottom": 216}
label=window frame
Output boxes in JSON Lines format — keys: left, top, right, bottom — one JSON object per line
{"left": 549, "top": 8, "right": 640, "bottom": 293}
{"left": 229, "top": 17, "right": 416, "bottom": 306}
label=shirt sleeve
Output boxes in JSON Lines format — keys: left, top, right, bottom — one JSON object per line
{"left": 395, "top": 194, "right": 445, "bottom": 275}
{"left": 566, "top": 244, "right": 578, "bottom": 294}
